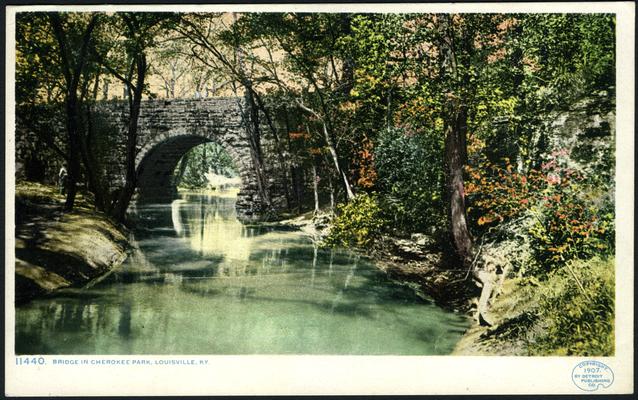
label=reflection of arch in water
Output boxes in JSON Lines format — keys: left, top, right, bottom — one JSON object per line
{"left": 171, "top": 195, "right": 253, "bottom": 271}
{"left": 169, "top": 194, "right": 322, "bottom": 279}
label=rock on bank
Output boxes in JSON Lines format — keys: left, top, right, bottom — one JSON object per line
{"left": 14, "top": 182, "right": 129, "bottom": 303}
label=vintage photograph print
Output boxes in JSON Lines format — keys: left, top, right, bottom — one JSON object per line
{"left": 5, "top": 2, "right": 634, "bottom": 396}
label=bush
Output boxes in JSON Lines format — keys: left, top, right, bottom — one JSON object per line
{"left": 374, "top": 127, "right": 444, "bottom": 233}
{"left": 530, "top": 257, "right": 615, "bottom": 356}
{"left": 323, "top": 192, "right": 386, "bottom": 248}
{"left": 466, "top": 146, "right": 614, "bottom": 277}
{"left": 526, "top": 181, "right": 614, "bottom": 276}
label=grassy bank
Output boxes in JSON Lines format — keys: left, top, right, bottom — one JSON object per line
{"left": 14, "top": 182, "right": 129, "bottom": 303}
{"left": 453, "top": 257, "right": 615, "bottom": 356}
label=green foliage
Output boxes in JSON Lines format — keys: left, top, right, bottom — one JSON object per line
{"left": 518, "top": 14, "right": 615, "bottom": 103}
{"left": 467, "top": 146, "right": 615, "bottom": 277}
{"left": 15, "top": 13, "right": 63, "bottom": 104}
{"left": 176, "top": 143, "right": 238, "bottom": 189}
{"left": 526, "top": 169, "right": 614, "bottom": 276}
{"left": 324, "top": 193, "right": 386, "bottom": 248}
{"left": 375, "top": 127, "right": 444, "bottom": 232}
{"left": 530, "top": 257, "right": 615, "bottom": 356}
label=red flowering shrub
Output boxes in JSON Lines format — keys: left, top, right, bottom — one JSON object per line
{"left": 466, "top": 140, "right": 614, "bottom": 276}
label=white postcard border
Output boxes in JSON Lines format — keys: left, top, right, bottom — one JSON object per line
{"left": 5, "top": 2, "right": 634, "bottom": 396}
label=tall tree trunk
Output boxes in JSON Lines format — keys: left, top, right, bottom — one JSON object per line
{"left": 49, "top": 13, "right": 98, "bottom": 212}
{"left": 232, "top": 12, "right": 272, "bottom": 211}
{"left": 291, "top": 165, "right": 303, "bottom": 213}
{"left": 438, "top": 15, "right": 473, "bottom": 269}
{"left": 63, "top": 96, "right": 82, "bottom": 211}
{"left": 111, "top": 55, "right": 146, "bottom": 223}
{"left": 252, "top": 93, "right": 293, "bottom": 210}
{"left": 438, "top": 15, "right": 496, "bottom": 326}
{"left": 322, "top": 120, "right": 355, "bottom": 201}
{"left": 311, "top": 160, "right": 320, "bottom": 215}
{"left": 327, "top": 169, "right": 335, "bottom": 213}
{"left": 444, "top": 101, "right": 472, "bottom": 267}
{"left": 338, "top": 14, "right": 355, "bottom": 96}
{"left": 283, "top": 106, "right": 302, "bottom": 211}
{"left": 244, "top": 88, "right": 273, "bottom": 210}
{"left": 81, "top": 104, "right": 106, "bottom": 211}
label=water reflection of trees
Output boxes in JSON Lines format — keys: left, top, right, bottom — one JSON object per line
{"left": 15, "top": 194, "right": 470, "bottom": 355}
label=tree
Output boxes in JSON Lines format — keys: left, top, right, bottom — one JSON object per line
{"left": 48, "top": 12, "right": 100, "bottom": 211}
{"left": 269, "top": 13, "right": 358, "bottom": 200}
{"left": 94, "top": 13, "right": 176, "bottom": 222}
{"left": 174, "top": 13, "right": 277, "bottom": 210}
{"left": 16, "top": 12, "right": 116, "bottom": 211}
{"left": 16, "top": 13, "right": 64, "bottom": 105}
{"left": 231, "top": 13, "right": 360, "bottom": 201}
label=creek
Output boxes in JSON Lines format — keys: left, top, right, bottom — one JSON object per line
{"left": 15, "top": 192, "right": 469, "bottom": 355}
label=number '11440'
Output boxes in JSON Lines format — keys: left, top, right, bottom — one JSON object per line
{"left": 15, "top": 357, "right": 45, "bottom": 365}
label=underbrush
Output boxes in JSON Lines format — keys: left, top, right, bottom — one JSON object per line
{"left": 464, "top": 145, "right": 615, "bottom": 355}
{"left": 528, "top": 257, "right": 615, "bottom": 356}
{"left": 323, "top": 192, "right": 386, "bottom": 247}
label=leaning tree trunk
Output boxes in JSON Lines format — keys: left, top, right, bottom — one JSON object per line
{"left": 296, "top": 100, "right": 355, "bottom": 201}
{"left": 111, "top": 56, "right": 146, "bottom": 223}
{"left": 322, "top": 121, "right": 355, "bottom": 201}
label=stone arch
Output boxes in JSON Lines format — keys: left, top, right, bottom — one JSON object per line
{"left": 134, "top": 129, "right": 258, "bottom": 217}
{"left": 67, "top": 97, "right": 277, "bottom": 219}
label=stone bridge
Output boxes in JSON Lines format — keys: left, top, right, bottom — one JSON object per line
{"left": 92, "top": 97, "right": 276, "bottom": 219}
{"left": 16, "top": 97, "right": 293, "bottom": 219}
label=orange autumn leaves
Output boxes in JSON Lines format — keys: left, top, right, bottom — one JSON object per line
{"left": 289, "top": 130, "right": 322, "bottom": 155}
{"left": 288, "top": 130, "right": 377, "bottom": 189}
{"left": 465, "top": 140, "right": 612, "bottom": 267}
{"left": 356, "top": 138, "right": 377, "bottom": 188}
{"left": 465, "top": 159, "right": 539, "bottom": 226}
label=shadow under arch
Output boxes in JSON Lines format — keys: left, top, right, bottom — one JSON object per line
{"left": 134, "top": 134, "right": 246, "bottom": 205}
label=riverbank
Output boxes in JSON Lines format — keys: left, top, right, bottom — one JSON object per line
{"left": 271, "top": 212, "right": 567, "bottom": 356}
{"left": 452, "top": 277, "right": 535, "bottom": 355}
{"left": 454, "top": 256, "right": 615, "bottom": 356}
{"left": 14, "top": 182, "right": 129, "bottom": 304}
{"left": 272, "top": 212, "right": 479, "bottom": 313}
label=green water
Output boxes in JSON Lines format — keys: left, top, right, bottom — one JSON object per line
{"left": 15, "top": 193, "right": 469, "bottom": 355}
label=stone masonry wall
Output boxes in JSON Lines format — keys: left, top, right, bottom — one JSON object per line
{"left": 14, "top": 97, "right": 291, "bottom": 220}
{"left": 93, "top": 96, "right": 277, "bottom": 220}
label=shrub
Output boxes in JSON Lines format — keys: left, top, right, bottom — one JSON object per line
{"left": 374, "top": 127, "right": 444, "bottom": 232}
{"left": 530, "top": 257, "right": 615, "bottom": 356}
{"left": 526, "top": 181, "right": 614, "bottom": 275}
{"left": 466, "top": 145, "right": 614, "bottom": 277}
{"left": 323, "top": 192, "right": 386, "bottom": 248}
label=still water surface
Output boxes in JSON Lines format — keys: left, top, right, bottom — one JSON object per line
{"left": 16, "top": 193, "right": 469, "bottom": 355}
